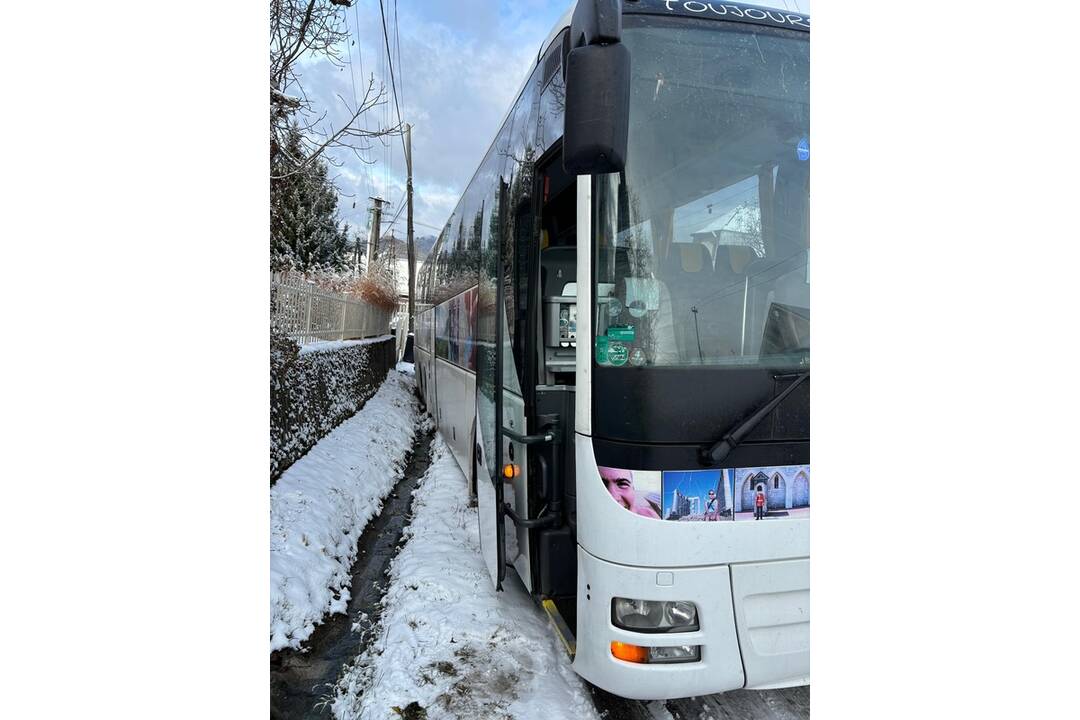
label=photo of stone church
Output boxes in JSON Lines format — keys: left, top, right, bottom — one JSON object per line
{"left": 733, "top": 464, "right": 810, "bottom": 520}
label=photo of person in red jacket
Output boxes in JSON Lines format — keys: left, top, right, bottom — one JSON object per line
{"left": 754, "top": 488, "right": 766, "bottom": 520}
{"left": 734, "top": 465, "right": 809, "bottom": 521}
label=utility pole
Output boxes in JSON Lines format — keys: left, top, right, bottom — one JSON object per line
{"left": 367, "top": 196, "right": 385, "bottom": 271}
{"left": 405, "top": 123, "right": 416, "bottom": 333}
{"left": 353, "top": 226, "right": 363, "bottom": 276}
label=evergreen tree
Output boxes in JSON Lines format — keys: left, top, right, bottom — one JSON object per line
{"left": 271, "top": 124, "right": 350, "bottom": 271}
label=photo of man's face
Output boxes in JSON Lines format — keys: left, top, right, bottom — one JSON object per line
{"left": 605, "top": 472, "right": 635, "bottom": 509}
{"left": 599, "top": 466, "right": 661, "bottom": 519}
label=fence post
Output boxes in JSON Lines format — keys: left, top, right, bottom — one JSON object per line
{"left": 304, "top": 285, "right": 314, "bottom": 345}
{"left": 340, "top": 294, "right": 348, "bottom": 341}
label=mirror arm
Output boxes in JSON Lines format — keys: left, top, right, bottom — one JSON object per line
{"left": 569, "top": 0, "right": 623, "bottom": 51}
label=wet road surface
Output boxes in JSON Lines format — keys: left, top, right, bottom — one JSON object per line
{"left": 590, "top": 683, "right": 809, "bottom": 720}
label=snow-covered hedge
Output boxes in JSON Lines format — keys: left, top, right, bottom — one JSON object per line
{"left": 271, "top": 329, "right": 396, "bottom": 482}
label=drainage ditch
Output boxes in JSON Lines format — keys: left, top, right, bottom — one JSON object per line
{"left": 270, "top": 427, "right": 434, "bottom": 719}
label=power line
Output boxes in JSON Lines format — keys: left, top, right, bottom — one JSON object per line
{"left": 344, "top": 34, "right": 359, "bottom": 110}
{"left": 377, "top": 2, "right": 395, "bottom": 208}
{"left": 394, "top": 0, "right": 404, "bottom": 113}
{"left": 381, "top": 198, "right": 407, "bottom": 235}
{"left": 352, "top": 0, "right": 377, "bottom": 211}
{"left": 375, "top": 0, "right": 416, "bottom": 237}
{"left": 342, "top": 10, "right": 373, "bottom": 207}
{"left": 377, "top": 0, "right": 407, "bottom": 158}
{"left": 384, "top": 41, "right": 391, "bottom": 205}
{"left": 384, "top": 214, "right": 440, "bottom": 233}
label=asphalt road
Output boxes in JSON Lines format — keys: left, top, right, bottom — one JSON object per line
{"left": 590, "top": 684, "right": 810, "bottom": 720}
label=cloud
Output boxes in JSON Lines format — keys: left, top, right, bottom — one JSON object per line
{"left": 290, "top": 0, "right": 568, "bottom": 241}
{"left": 291, "top": 0, "right": 810, "bottom": 240}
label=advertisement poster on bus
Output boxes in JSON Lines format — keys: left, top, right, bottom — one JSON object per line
{"left": 661, "top": 469, "right": 734, "bottom": 521}
{"left": 732, "top": 464, "right": 810, "bottom": 520}
{"left": 598, "top": 467, "right": 662, "bottom": 519}
{"left": 599, "top": 464, "right": 809, "bottom": 521}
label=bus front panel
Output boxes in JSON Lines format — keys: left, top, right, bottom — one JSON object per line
{"left": 572, "top": 8, "right": 809, "bottom": 698}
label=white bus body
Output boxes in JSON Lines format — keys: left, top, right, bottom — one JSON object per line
{"left": 413, "top": 0, "right": 810, "bottom": 699}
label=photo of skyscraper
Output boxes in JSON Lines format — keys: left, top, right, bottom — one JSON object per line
{"left": 661, "top": 469, "right": 733, "bottom": 521}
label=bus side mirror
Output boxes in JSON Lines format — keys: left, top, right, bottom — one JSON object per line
{"left": 563, "top": 43, "right": 630, "bottom": 175}
{"left": 563, "top": 0, "right": 629, "bottom": 175}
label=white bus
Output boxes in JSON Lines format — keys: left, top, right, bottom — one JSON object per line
{"left": 414, "top": 0, "right": 809, "bottom": 700}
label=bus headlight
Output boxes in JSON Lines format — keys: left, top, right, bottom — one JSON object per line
{"left": 647, "top": 644, "right": 701, "bottom": 663}
{"left": 666, "top": 601, "right": 696, "bottom": 628}
{"left": 611, "top": 598, "right": 699, "bottom": 632}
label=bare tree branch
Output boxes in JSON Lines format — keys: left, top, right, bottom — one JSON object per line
{"left": 270, "top": 0, "right": 398, "bottom": 190}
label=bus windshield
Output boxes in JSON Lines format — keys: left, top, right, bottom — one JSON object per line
{"left": 594, "top": 17, "right": 809, "bottom": 369}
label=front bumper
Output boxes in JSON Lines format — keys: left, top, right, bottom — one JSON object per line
{"left": 573, "top": 547, "right": 809, "bottom": 700}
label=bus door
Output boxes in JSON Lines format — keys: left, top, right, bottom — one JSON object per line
{"left": 475, "top": 177, "right": 538, "bottom": 592}
{"left": 481, "top": 148, "right": 581, "bottom": 600}
{"left": 473, "top": 316, "right": 519, "bottom": 591}
{"left": 530, "top": 154, "right": 580, "bottom": 603}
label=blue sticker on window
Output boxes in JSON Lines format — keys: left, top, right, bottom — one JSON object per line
{"left": 796, "top": 137, "right": 809, "bottom": 162}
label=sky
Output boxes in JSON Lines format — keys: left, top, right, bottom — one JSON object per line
{"left": 293, "top": 0, "right": 810, "bottom": 248}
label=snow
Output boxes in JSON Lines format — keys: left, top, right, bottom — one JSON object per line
{"left": 298, "top": 334, "right": 394, "bottom": 355}
{"left": 270, "top": 369, "right": 420, "bottom": 653}
{"left": 332, "top": 434, "right": 600, "bottom": 720}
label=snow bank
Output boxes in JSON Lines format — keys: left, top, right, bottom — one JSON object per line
{"left": 298, "top": 335, "right": 394, "bottom": 356}
{"left": 270, "top": 370, "right": 420, "bottom": 653}
{"left": 331, "top": 435, "right": 599, "bottom": 720}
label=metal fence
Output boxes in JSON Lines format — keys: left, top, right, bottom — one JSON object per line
{"left": 271, "top": 271, "right": 393, "bottom": 345}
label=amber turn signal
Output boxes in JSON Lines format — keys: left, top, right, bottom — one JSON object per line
{"left": 502, "top": 463, "right": 520, "bottom": 479}
{"left": 610, "top": 641, "right": 648, "bottom": 664}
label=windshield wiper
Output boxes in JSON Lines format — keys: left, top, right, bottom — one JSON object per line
{"left": 699, "top": 371, "right": 809, "bottom": 467}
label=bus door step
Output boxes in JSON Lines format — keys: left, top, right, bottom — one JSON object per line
{"left": 542, "top": 598, "right": 576, "bottom": 660}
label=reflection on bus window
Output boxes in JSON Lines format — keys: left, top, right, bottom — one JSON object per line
{"left": 594, "top": 18, "right": 809, "bottom": 369}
